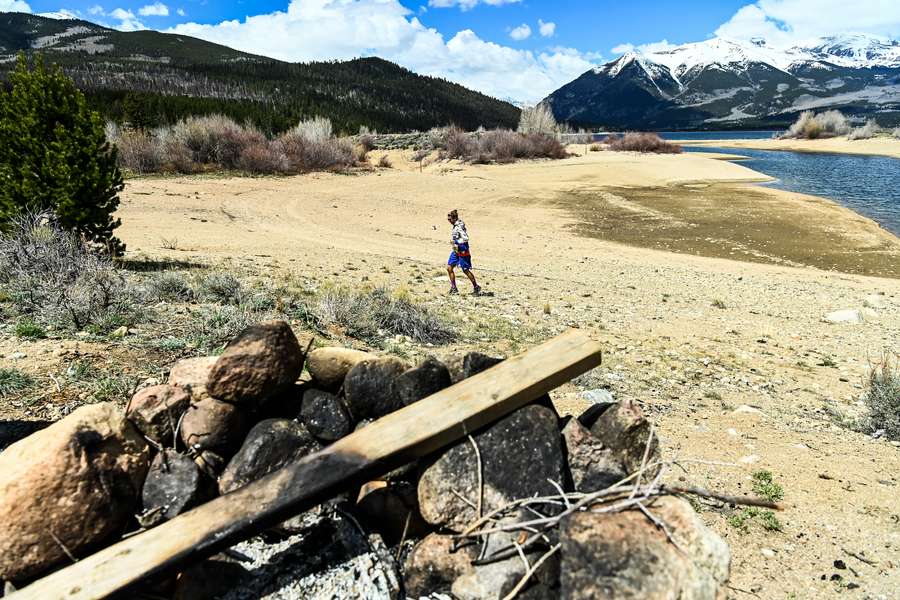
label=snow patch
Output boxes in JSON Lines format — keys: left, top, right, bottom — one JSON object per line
{"left": 31, "top": 26, "right": 93, "bottom": 49}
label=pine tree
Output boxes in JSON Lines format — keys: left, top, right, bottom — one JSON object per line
{"left": 0, "top": 53, "right": 125, "bottom": 253}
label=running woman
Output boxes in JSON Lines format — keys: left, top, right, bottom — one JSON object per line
{"left": 446, "top": 209, "right": 482, "bottom": 295}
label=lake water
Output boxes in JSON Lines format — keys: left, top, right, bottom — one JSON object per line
{"left": 658, "top": 130, "right": 781, "bottom": 141}
{"left": 682, "top": 145, "right": 900, "bottom": 237}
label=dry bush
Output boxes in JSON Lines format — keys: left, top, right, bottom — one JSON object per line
{"left": 863, "top": 353, "right": 900, "bottom": 440}
{"left": 847, "top": 119, "right": 880, "bottom": 141}
{"left": 237, "top": 142, "right": 288, "bottom": 174}
{"left": 378, "top": 154, "right": 392, "bottom": 168}
{"left": 523, "top": 133, "right": 567, "bottom": 159}
{"left": 433, "top": 127, "right": 567, "bottom": 163}
{"left": 894, "top": 128, "right": 900, "bottom": 139}
{"left": 589, "top": 143, "right": 603, "bottom": 152}
{"left": 607, "top": 132, "right": 682, "bottom": 154}
{"left": 781, "top": 110, "right": 851, "bottom": 139}
{"left": 145, "top": 271, "right": 193, "bottom": 302}
{"left": 441, "top": 125, "right": 478, "bottom": 160}
{"left": 314, "top": 286, "right": 454, "bottom": 345}
{"left": 359, "top": 134, "right": 376, "bottom": 153}
{"left": 114, "top": 129, "right": 163, "bottom": 174}
{"left": 293, "top": 116, "right": 333, "bottom": 144}
{"left": 278, "top": 117, "right": 356, "bottom": 172}
{"left": 518, "top": 104, "right": 559, "bottom": 135}
{"left": 196, "top": 271, "right": 243, "bottom": 305}
{"left": 0, "top": 212, "right": 142, "bottom": 331}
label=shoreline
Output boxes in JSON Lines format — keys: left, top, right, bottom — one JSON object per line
{"left": 671, "top": 136, "right": 900, "bottom": 160}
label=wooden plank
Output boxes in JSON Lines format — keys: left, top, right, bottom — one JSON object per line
{"left": 12, "top": 329, "right": 602, "bottom": 600}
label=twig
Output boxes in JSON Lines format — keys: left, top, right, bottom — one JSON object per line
{"left": 513, "top": 542, "right": 530, "bottom": 571}
{"left": 451, "top": 488, "right": 478, "bottom": 510}
{"left": 500, "top": 543, "right": 561, "bottom": 600}
{"left": 841, "top": 547, "right": 878, "bottom": 566}
{"left": 395, "top": 511, "right": 412, "bottom": 562}
{"left": 468, "top": 435, "right": 484, "bottom": 520}
{"left": 548, "top": 479, "right": 570, "bottom": 509}
{"left": 630, "top": 423, "right": 655, "bottom": 500}
{"left": 636, "top": 501, "right": 687, "bottom": 556}
{"left": 48, "top": 530, "right": 77, "bottom": 563}
{"left": 49, "top": 374, "right": 62, "bottom": 393}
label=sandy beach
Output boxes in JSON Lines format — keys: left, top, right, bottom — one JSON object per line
{"left": 674, "top": 135, "right": 900, "bottom": 159}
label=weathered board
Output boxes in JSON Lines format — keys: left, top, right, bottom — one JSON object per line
{"left": 12, "top": 328, "right": 602, "bottom": 600}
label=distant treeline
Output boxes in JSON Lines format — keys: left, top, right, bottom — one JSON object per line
{"left": 26, "top": 56, "right": 520, "bottom": 135}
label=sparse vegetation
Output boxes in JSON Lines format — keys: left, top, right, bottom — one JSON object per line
{"left": 862, "top": 352, "right": 900, "bottom": 440}
{"left": 195, "top": 272, "right": 243, "bottom": 305}
{"left": 517, "top": 104, "right": 559, "bottom": 135}
{"left": 847, "top": 119, "right": 880, "bottom": 141}
{"left": 728, "top": 507, "right": 783, "bottom": 533}
{"left": 0, "top": 212, "right": 142, "bottom": 332}
{"left": 780, "top": 110, "right": 851, "bottom": 139}
{"left": 589, "top": 143, "right": 603, "bottom": 152}
{"left": 313, "top": 286, "right": 455, "bottom": 345}
{"left": 14, "top": 319, "right": 46, "bottom": 339}
{"left": 751, "top": 470, "right": 785, "bottom": 502}
{"left": 0, "top": 367, "right": 34, "bottom": 398}
{"left": 606, "top": 132, "right": 682, "bottom": 154}
{"left": 145, "top": 271, "right": 194, "bottom": 302}
{"left": 712, "top": 299, "right": 727, "bottom": 309}
{"left": 377, "top": 154, "right": 393, "bottom": 168}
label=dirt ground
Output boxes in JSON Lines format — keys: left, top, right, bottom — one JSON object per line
{"left": 6, "top": 147, "right": 900, "bottom": 598}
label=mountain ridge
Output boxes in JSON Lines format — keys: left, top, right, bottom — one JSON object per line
{"left": 546, "top": 34, "right": 900, "bottom": 130}
{"left": 0, "top": 12, "right": 520, "bottom": 133}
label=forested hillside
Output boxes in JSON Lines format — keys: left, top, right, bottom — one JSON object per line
{"left": 0, "top": 13, "right": 520, "bottom": 133}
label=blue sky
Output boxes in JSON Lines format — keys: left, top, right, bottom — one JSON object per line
{"left": 5, "top": 0, "right": 900, "bottom": 101}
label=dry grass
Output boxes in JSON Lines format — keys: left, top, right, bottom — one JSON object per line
{"left": 606, "top": 133, "right": 682, "bottom": 154}
{"left": 847, "top": 119, "right": 880, "bottom": 141}
{"left": 863, "top": 352, "right": 900, "bottom": 440}
{"left": 780, "top": 110, "right": 851, "bottom": 140}
{"left": 431, "top": 126, "right": 567, "bottom": 164}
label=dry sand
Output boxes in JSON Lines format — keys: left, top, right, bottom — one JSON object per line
{"left": 674, "top": 135, "right": 900, "bottom": 159}
{"left": 6, "top": 148, "right": 898, "bottom": 598}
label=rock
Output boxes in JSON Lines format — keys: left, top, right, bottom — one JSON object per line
{"left": 561, "top": 418, "right": 626, "bottom": 492}
{"left": 110, "top": 325, "right": 129, "bottom": 338}
{"left": 823, "top": 309, "right": 863, "bottom": 324}
{"left": 344, "top": 356, "right": 409, "bottom": 420}
{"left": 395, "top": 357, "right": 452, "bottom": 407}
{"left": 219, "top": 419, "right": 321, "bottom": 494}
{"left": 356, "top": 481, "right": 431, "bottom": 546}
{"left": 589, "top": 400, "right": 659, "bottom": 475}
{"left": 730, "top": 405, "right": 765, "bottom": 418}
{"left": 0, "top": 403, "right": 150, "bottom": 582}
{"left": 404, "top": 533, "right": 477, "bottom": 598}
{"left": 463, "top": 352, "right": 504, "bottom": 378}
{"left": 180, "top": 397, "right": 250, "bottom": 461}
{"left": 300, "top": 389, "right": 352, "bottom": 442}
{"left": 207, "top": 320, "right": 305, "bottom": 403}
{"left": 559, "top": 496, "right": 730, "bottom": 600}
{"left": 418, "top": 404, "right": 566, "bottom": 531}
{"left": 863, "top": 294, "right": 886, "bottom": 309}
{"left": 578, "top": 388, "right": 614, "bottom": 405}
{"left": 306, "top": 347, "right": 374, "bottom": 389}
{"left": 443, "top": 353, "right": 467, "bottom": 384}
{"left": 126, "top": 384, "right": 192, "bottom": 447}
{"left": 168, "top": 356, "right": 218, "bottom": 400}
{"left": 142, "top": 450, "right": 215, "bottom": 526}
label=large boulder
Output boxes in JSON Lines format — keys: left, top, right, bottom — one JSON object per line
{"left": 168, "top": 356, "right": 218, "bottom": 401}
{"left": 306, "top": 347, "right": 374, "bottom": 390}
{"left": 395, "top": 357, "right": 452, "bottom": 407}
{"left": 344, "top": 356, "right": 409, "bottom": 420}
{"left": 207, "top": 320, "right": 305, "bottom": 403}
{"left": 142, "top": 450, "right": 216, "bottom": 526}
{"left": 559, "top": 496, "right": 730, "bottom": 600}
{"left": 463, "top": 352, "right": 504, "bottom": 378}
{"left": 219, "top": 419, "right": 321, "bottom": 494}
{"left": 126, "top": 384, "right": 192, "bottom": 447}
{"left": 180, "top": 397, "right": 250, "bottom": 461}
{"left": 403, "top": 533, "right": 477, "bottom": 598}
{"left": 589, "top": 400, "right": 659, "bottom": 475}
{"left": 418, "top": 404, "right": 566, "bottom": 532}
{"left": 561, "top": 418, "right": 626, "bottom": 492}
{"left": 0, "top": 403, "right": 150, "bottom": 582}
{"left": 300, "top": 389, "right": 353, "bottom": 442}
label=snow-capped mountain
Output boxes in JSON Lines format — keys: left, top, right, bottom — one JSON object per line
{"left": 545, "top": 34, "right": 900, "bottom": 129}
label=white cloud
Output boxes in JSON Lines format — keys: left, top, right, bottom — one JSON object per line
{"left": 611, "top": 39, "right": 678, "bottom": 55}
{"left": 37, "top": 9, "right": 80, "bottom": 19}
{"left": 509, "top": 23, "right": 530, "bottom": 41}
{"left": 138, "top": 2, "right": 169, "bottom": 17}
{"left": 88, "top": 4, "right": 104, "bottom": 14}
{"left": 1, "top": 0, "right": 32, "bottom": 11}
{"left": 716, "top": 0, "right": 900, "bottom": 45}
{"left": 109, "top": 7, "right": 145, "bottom": 30}
{"left": 611, "top": 43, "right": 634, "bottom": 54}
{"left": 428, "top": 0, "right": 520, "bottom": 10}
{"left": 168, "top": 0, "right": 597, "bottom": 102}
{"left": 538, "top": 19, "right": 555, "bottom": 37}
{"left": 176, "top": 7, "right": 185, "bottom": 16}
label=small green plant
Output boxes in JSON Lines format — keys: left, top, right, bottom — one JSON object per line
{"left": 752, "top": 470, "right": 785, "bottom": 502}
{"left": 91, "top": 374, "right": 138, "bottom": 403}
{"left": 818, "top": 355, "right": 838, "bottom": 368}
{"left": 728, "top": 507, "right": 783, "bottom": 533}
{"left": 0, "top": 367, "right": 34, "bottom": 397}
{"left": 703, "top": 390, "right": 723, "bottom": 401}
{"left": 711, "top": 299, "right": 727, "bottom": 309}
{"left": 14, "top": 319, "right": 46, "bottom": 339}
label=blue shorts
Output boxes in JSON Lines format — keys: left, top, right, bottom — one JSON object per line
{"left": 448, "top": 243, "right": 473, "bottom": 270}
